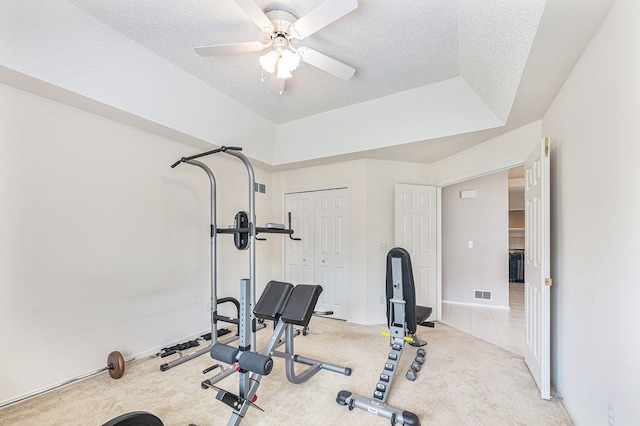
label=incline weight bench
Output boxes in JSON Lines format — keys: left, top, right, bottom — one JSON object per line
{"left": 202, "top": 281, "right": 351, "bottom": 425}
{"left": 337, "top": 247, "right": 434, "bottom": 426}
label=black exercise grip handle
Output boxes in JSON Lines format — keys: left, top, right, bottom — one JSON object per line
{"left": 203, "top": 364, "right": 220, "bottom": 374}
{"left": 160, "top": 350, "right": 177, "bottom": 358}
{"left": 170, "top": 146, "right": 243, "bottom": 168}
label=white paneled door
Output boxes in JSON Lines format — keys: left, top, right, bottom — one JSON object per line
{"left": 394, "top": 184, "right": 437, "bottom": 321}
{"left": 285, "top": 192, "right": 314, "bottom": 283}
{"left": 524, "top": 137, "right": 551, "bottom": 400}
{"left": 285, "top": 188, "right": 350, "bottom": 319}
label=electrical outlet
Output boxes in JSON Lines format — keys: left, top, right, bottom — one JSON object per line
{"left": 379, "top": 294, "right": 384, "bottom": 304}
{"left": 608, "top": 403, "right": 614, "bottom": 426}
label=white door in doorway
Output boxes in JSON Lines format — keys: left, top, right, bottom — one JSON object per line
{"left": 524, "top": 137, "right": 551, "bottom": 400}
{"left": 285, "top": 189, "right": 350, "bottom": 319}
{"left": 394, "top": 184, "right": 437, "bottom": 321}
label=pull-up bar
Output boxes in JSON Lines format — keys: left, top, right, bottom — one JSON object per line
{"left": 171, "top": 146, "right": 243, "bottom": 169}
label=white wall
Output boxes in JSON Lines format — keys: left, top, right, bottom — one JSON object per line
{"left": 271, "top": 160, "right": 368, "bottom": 322}
{"left": 428, "top": 120, "right": 541, "bottom": 186}
{"left": 271, "top": 159, "right": 430, "bottom": 325}
{"left": 0, "top": 83, "right": 275, "bottom": 405}
{"left": 441, "top": 172, "right": 510, "bottom": 307}
{"left": 0, "top": 0, "right": 276, "bottom": 163}
{"left": 542, "top": 0, "right": 640, "bottom": 423}
{"left": 364, "top": 160, "right": 431, "bottom": 323}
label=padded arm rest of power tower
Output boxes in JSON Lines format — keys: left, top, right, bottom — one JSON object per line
{"left": 254, "top": 280, "right": 294, "bottom": 321}
{"left": 280, "top": 285, "right": 323, "bottom": 327}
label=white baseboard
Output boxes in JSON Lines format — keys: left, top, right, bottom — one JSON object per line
{"left": 347, "top": 318, "right": 386, "bottom": 326}
{"left": 135, "top": 328, "right": 212, "bottom": 359}
{"left": 0, "top": 328, "right": 222, "bottom": 409}
{"left": 442, "top": 300, "right": 510, "bottom": 310}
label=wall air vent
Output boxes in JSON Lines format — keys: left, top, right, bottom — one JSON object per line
{"left": 254, "top": 182, "right": 266, "bottom": 194}
{"left": 474, "top": 290, "right": 492, "bottom": 300}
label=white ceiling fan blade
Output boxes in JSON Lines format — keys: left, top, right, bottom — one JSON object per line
{"left": 194, "top": 42, "right": 268, "bottom": 56}
{"left": 289, "top": 0, "right": 358, "bottom": 40}
{"left": 297, "top": 47, "right": 355, "bottom": 80}
{"left": 269, "top": 71, "right": 285, "bottom": 95}
{"left": 234, "top": 0, "right": 274, "bottom": 33}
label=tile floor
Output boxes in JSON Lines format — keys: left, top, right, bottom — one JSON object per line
{"left": 441, "top": 283, "right": 525, "bottom": 356}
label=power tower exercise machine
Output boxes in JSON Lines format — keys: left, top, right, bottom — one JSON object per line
{"left": 171, "top": 147, "right": 350, "bottom": 425}
{"left": 104, "top": 147, "right": 349, "bottom": 426}
{"left": 337, "top": 247, "right": 434, "bottom": 426}
{"left": 163, "top": 146, "right": 298, "bottom": 371}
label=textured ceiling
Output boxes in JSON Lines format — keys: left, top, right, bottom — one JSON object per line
{"left": 0, "top": 0, "right": 617, "bottom": 168}
{"left": 65, "top": 0, "right": 465, "bottom": 124}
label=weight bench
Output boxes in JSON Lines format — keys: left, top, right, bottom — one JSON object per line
{"left": 337, "top": 247, "right": 434, "bottom": 426}
{"left": 203, "top": 281, "right": 351, "bottom": 425}
{"left": 259, "top": 281, "right": 351, "bottom": 383}
{"left": 386, "top": 248, "right": 434, "bottom": 347}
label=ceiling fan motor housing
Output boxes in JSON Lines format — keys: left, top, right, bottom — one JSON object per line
{"left": 265, "top": 10, "right": 297, "bottom": 42}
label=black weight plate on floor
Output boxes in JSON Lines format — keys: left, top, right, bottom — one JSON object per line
{"left": 102, "top": 411, "right": 164, "bottom": 426}
{"left": 107, "top": 351, "right": 125, "bottom": 379}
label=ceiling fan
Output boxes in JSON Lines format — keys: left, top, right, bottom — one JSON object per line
{"left": 194, "top": 0, "right": 358, "bottom": 94}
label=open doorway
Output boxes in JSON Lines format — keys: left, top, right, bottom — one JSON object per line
{"left": 509, "top": 166, "right": 525, "bottom": 283}
{"left": 507, "top": 166, "right": 526, "bottom": 355}
{"left": 439, "top": 166, "right": 525, "bottom": 356}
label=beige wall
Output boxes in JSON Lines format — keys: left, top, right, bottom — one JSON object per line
{"left": 271, "top": 160, "right": 369, "bottom": 323}
{"left": 364, "top": 160, "right": 431, "bottom": 323}
{"left": 441, "top": 171, "right": 510, "bottom": 307}
{"left": 428, "top": 120, "right": 541, "bottom": 186}
{"left": 271, "top": 159, "right": 429, "bottom": 324}
{"left": 0, "top": 83, "right": 275, "bottom": 404}
{"left": 542, "top": 0, "right": 640, "bottom": 423}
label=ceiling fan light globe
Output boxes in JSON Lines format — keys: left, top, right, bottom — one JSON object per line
{"left": 276, "top": 67, "right": 292, "bottom": 79}
{"left": 259, "top": 50, "right": 278, "bottom": 73}
{"left": 279, "top": 49, "right": 300, "bottom": 72}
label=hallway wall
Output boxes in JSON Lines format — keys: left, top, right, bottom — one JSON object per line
{"left": 542, "top": 0, "right": 640, "bottom": 423}
{"left": 441, "top": 171, "right": 509, "bottom": 308}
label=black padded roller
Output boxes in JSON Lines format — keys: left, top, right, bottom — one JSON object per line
{"left": 238, "top": 351, "right": 273, "bottom": 375}
{"left": 336, "top": 390, "right": 352, "bottom": 405}
{"left": 402, "top": 410, "right": 421, "bottom": 426}
{"left": 210, "top": 344, "right": 239, "bottom": 364}
{"left": 102, "top": 411, "right": 164, "bottom": 426}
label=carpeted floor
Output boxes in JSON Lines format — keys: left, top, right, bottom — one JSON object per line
{"left": 0, "top": 318, "right": 573, "bottom": 425}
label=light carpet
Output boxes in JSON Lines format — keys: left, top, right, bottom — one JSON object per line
{"left": 0, "top": 318, "right": 573, "bottom": 425}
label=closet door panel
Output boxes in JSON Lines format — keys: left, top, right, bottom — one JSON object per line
{"left": 285, "top": 192, "right": 314, "bottom": 284}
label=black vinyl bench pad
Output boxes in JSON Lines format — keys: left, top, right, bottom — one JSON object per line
{"left": 254, "top": 281, "right": 294, "bottom": 321}
{"left": 280, "top": 284, "right": 323, "bottom": 327}
{"left": 254, "top": 281, "right": 323, "bottom": 328}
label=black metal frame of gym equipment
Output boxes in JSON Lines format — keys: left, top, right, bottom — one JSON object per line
{"left": 336, "top": 251, "right": 426, "bottom": 426}
{"left": 165, "top": 146, "right": 298, "bottom": 371}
